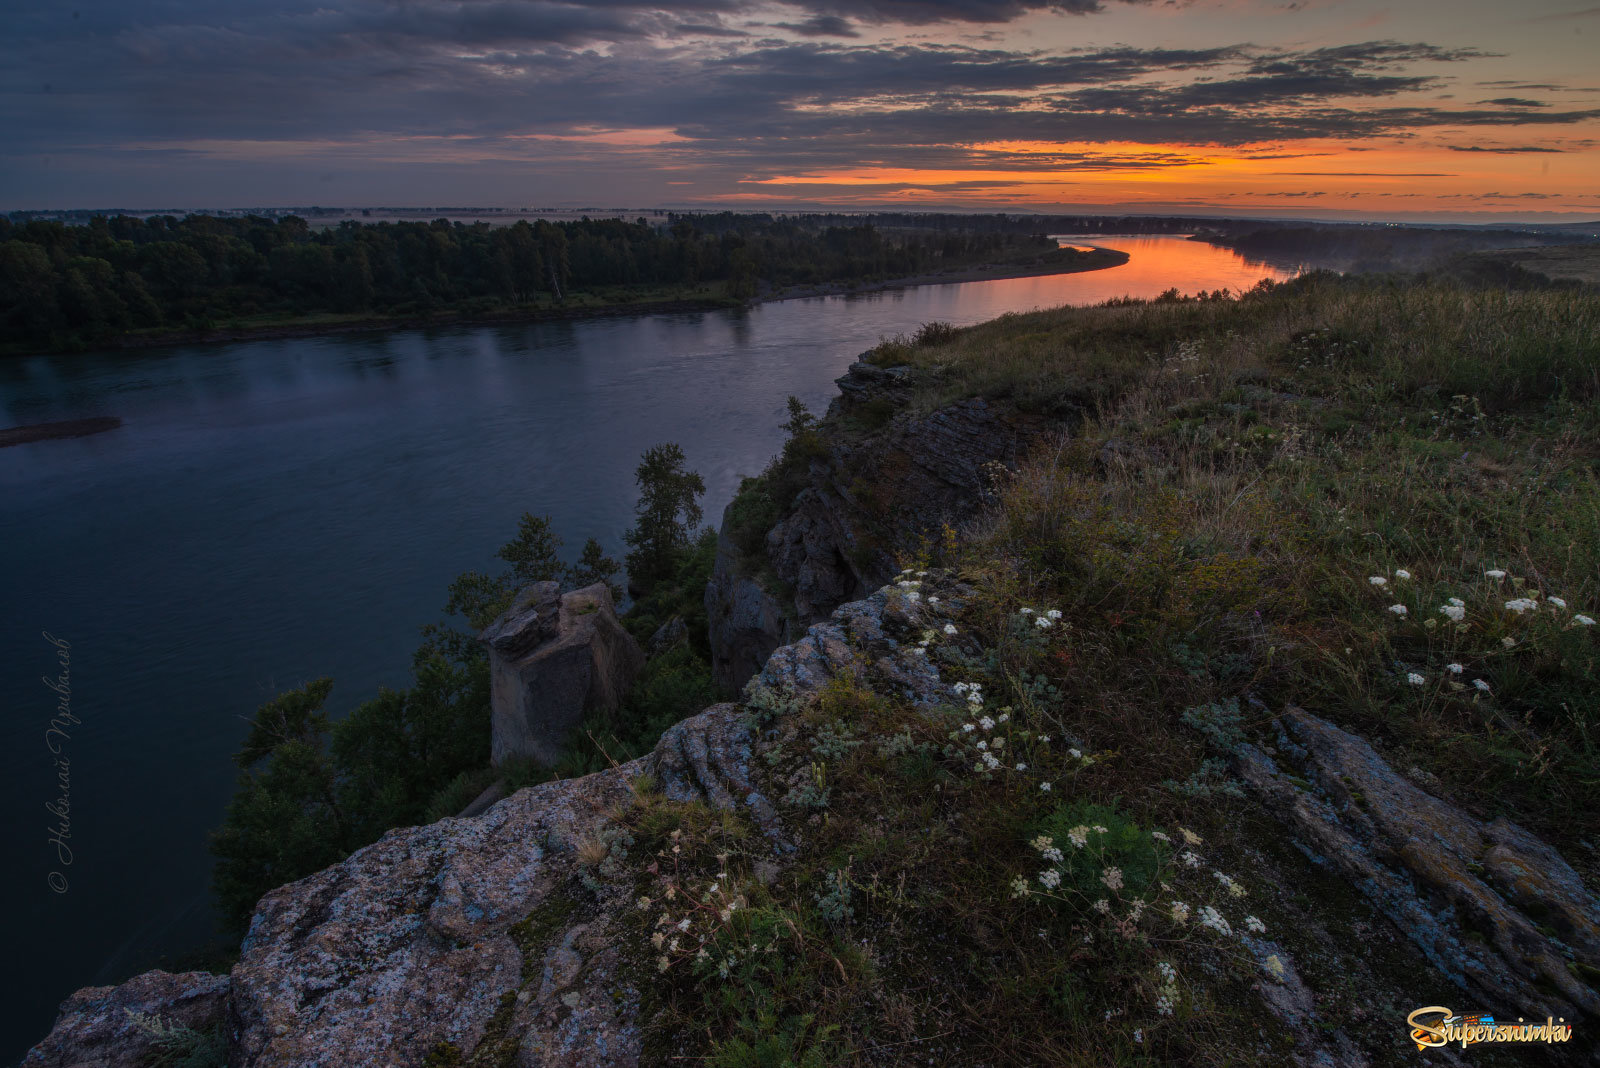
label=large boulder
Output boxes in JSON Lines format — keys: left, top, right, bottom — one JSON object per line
{"left": 21, "top": 970, "right": 230, "bottom": 1068}
{"left": 480, "top": 582, "right": 645, "bottom": 767}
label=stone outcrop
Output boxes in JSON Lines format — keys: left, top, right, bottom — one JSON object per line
{"left": 703, "top": 521, "right": 793, "bottom": 692}
{"left": 1236, "top": 706, "right": 1600, "bottom": 1023}
{"left": 706, "top": 358, "right": 1052, "bottom": 691}
{"left": 481, "top": 581, "right": 645, "bottom": 766}
{"left": 21, "top": 970, "right": 230, "bottom": 1068}
{"left": 26, "top": 585, "right": 956, "bottom": 1068}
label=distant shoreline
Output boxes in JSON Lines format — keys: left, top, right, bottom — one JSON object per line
{"left": 759, "top": 246, "right": 1129, "bottom": 302}
{"left": 0, "top": 416, "right": 123, "bottom": 448}
{"left": 7, "top": 248, "right": 1132, "bottom": 357}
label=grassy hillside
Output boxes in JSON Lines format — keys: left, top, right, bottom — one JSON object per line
{"left": 619, "top": 274, "right": 1600, "bottom": 1064}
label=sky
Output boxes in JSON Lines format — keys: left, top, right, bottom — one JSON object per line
{"left": 4, "top": 0, "right": 1599, "bottom": 220}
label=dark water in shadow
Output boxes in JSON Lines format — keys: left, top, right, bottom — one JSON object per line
{"left": 0, "top": 235, "right": 1294, "bottom": 1058}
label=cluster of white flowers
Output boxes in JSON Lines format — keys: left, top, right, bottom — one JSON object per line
{"left": 1019, "top": 606, "right": 1064, "bottom": 630}
{"left": 1407, "top": 672, "right": 1425, "bottom": 686}
{"left": 1244, "top": 915, "right": 1267, "bottom": 934}
{"left": 1197, "top": 905, "right": 1232, "bottom": 936}
{"left": 1154, "top": 961, "right": 1179, "bottom": 1016}
{"left": 1388, "top": 604, "right": 1408, "bottom": 617}
{"left": 1101, "top": 866, "right": 1124, "bottom": 891}
{"left": 1505, "top": 597, "right": 1538, "bottom": 614}
{"left": 953, "top": 681, "right": 984, "bottom": 708}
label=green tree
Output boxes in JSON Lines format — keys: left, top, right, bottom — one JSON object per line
{"left": 497, "top": 512, "right": 565, "bottom": 585}
{"left": 568, "top": 537, "right": 624, "bottom": 602}
{"left": 623, "top": 443, "right": 706, "bottom": 595}
{"left": 210, "top": 679, "right": 351, "bottom": 933}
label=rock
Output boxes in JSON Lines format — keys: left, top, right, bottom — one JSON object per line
{"left": 22, "top": 586, "right": 959, "bottom": 1068}
{"left": 1236, "top": 706, "right": 1600, "bottom": 1023}
{"left": 706, "top": 357, "right": 1050, "bottom": 691}
{"left": 646, "top": 616, "right": 688, "bottom": 657}
{"left": 22, "top": 970, "right": 230, "bottom": 1068}
{"left": 481, "top": 582, "right": 645, "bottom": 766}
{"left": 703, "top": 515, "right": 792, "bottom": 692}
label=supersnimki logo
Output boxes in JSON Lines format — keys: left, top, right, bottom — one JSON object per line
{"left": 1407, "top": 1006, "right": 1574, "bottom": 1050}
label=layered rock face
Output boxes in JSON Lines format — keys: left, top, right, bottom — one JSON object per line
{"left": 706, "top": 358, "right": 1050, "bottom": 692}
{"left": 24, "top": 580, "right": 1600, "bottom": 1065}
{"left": 1237, "top": 707, "right": 1600, "bottom": 1023}
{"left": 26, "top": 584, "right": 956, "bottom": 1068}
{"left": 480, "top": 581, "right": 645, "bottom": 766}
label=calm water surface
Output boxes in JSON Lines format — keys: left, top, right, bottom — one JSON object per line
{"left": 0, "top": 235, "right": 1294, "bottom": 1057}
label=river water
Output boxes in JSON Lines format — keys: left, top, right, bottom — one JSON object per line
{"left": 0, "top": 235, "right": 1295, "bottom": 1057}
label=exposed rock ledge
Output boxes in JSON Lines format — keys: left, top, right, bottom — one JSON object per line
{"left": 706, "top": 358, "right": 1052, "bottom": 692}
{"left": 24, "top": 583, "right": 956, "bottom": 1068}
{"left": 27, "top": 586, "right": 1600, "bottom": 1065}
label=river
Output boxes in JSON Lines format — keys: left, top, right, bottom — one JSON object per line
{"left": 0, "top": 234, "right": 1297, "bottom": 1058}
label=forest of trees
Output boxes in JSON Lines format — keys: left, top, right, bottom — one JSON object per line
{"left": 0, "top": 212, "right": 1061, "bottom": 352}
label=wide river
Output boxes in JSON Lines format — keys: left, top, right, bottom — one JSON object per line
{"left": 0, "top": 234, "right": 1296, "bottom": 1057}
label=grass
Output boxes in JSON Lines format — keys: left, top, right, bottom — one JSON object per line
{"left": 587, "top": 273, "right": 1600, "bottom": 1064}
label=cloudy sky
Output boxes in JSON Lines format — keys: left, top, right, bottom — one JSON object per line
{"left": 5, "top": 0, "right": 1598, "bottom": 219}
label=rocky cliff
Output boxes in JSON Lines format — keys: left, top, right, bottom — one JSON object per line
{"left": 23, "top": 584, "right": 955, "bottom": 1068}
{"left": 705, "top": 358, "right": 1055, "bottom": 692}
{"left": 28, "top": 579, "right": 1600, "bottom": 1064}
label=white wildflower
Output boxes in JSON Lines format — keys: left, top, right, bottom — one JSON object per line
{"left": 1068, "top": 748, "right": 1083, "bottom": 759}
{"left": 954, "top": 682, "right": 970, "bottom": 695}
{"left": 962, "top": 722, "right": 976, "bottom": 732}
{"left": 1179, "top": 827, "right": 1202, "bottom": 845}
{"left": 1407, "top": 672, "right": 1425, "bottom": 686}
{"left": 1040, "top": 782, "right": 1052, "bottom": 792}
{"left": 927, "top": 595, "right": 940, "bottom": 605}
{"left": 944, "top": 623, "right": 958, "bottom": 635}
{"left": 1179, "top": 850, "right": 1201, "bottom": 869}
{"left": 1101, "top": 867, "right": 1124, "bottom": 891}
{"left": 1151, "top": 831, "right": 1170, "bottom": 842}
{"left": 1015, "top": 762, "right": 1027, "bottom": 772}
{"left": 1368, "top": 576, "right": 1387, "bottom": 587}
{"left": 1245, "top": 915, "right": 1267, "bottom": 934}
{"left": 1473, "top": 678, "right": 1492, "bottom": 692}
{"left": 1440, "top": 604, "right": 1465, "bottom": 622}
{"left": 982, "top": 752, "right": 1001, "bottom": 770}
{"left": 1035, "top": 615, "right": 1054, "bottom": 629}
{"left": 1040, "top": 735, "right": 1051, "bottom": 743}
{"left": 1448, "top": 597, "right": 1465, "bottom": 607}
{"left": 996, "top": 712, "right": 1009, "bottom": 724}
{"left": 1576, "top": 614, "right": 1596, "bottom": 627}
{"left": 904, "top": 590, "right": 920, "bottom": 602}
{"left": 1066, "top": 826, "right": 1090, "bottom": 849}
{"left": 976, "top": 740, "right": 987, "bottom": 750}
{"left": 1394, "top": 569, "right": 1412, "bottom": 580}
{"left": 1046, "top": 609, "right": 1063, "bottom": 620}
{"left": 1447, "top": 663, "right": 1464, "bottom": 674}
{"left": 1170, "top": 901, "right": 1190, "bottom": 925}
{"left": 1155, "top": 994, "right": 1174, "bottom": 1016}
{"left": 1505, "top": 598, "right": 1537, "bottom": 614}
{"left": 1019, "top": 607, "right": 1034, "bottom": 615}
{"left": 979, "top": 715, "right": 995, "bottom": 731}
{"left": 1039, "top": 869, "right": 1062, "bottom": 890}
{"left": 1197, "top": 906, "right": 1232, "bottom": 936}
{"left": 1485, "top": 569, "right": 1506, "bottom": 579}
{"left": 1010, "top": 877, "right": 1030, "bottom": 898}
{"left": 1093, "top": 898, "right": 1111, "bottom": 915}
{"left": 1156, "top": 962, "right": 1176, "bottom": 982}
{"left": 1388, "top": 604, "right": 1408, "bottom": 616}
{"left": 1549, "top": 596, "right": 1568, "bottom": 610}
{"left": 1502, "top": 636, "right": 1516, "bottom": 648}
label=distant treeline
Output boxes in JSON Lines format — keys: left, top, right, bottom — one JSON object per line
{"left": 0, "top": 213, "right": 1056, "bottom": 352}
{"left": 1199, "top": 223, "right": 1591, "bottom": 272}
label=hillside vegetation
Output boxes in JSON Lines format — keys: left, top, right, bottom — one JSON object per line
{"left": 615, "top": 274, "right": 1600, "bottom": 1064}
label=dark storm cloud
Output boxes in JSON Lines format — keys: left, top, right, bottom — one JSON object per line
{"left": 1446, "top": 143, "right": 1564, "bottom": 152}
{"left": 1476, "top": 97, "right": 1548, "bottom": 107}
{"left": 770, "top": 15, "right": 860, "bottom": 36}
